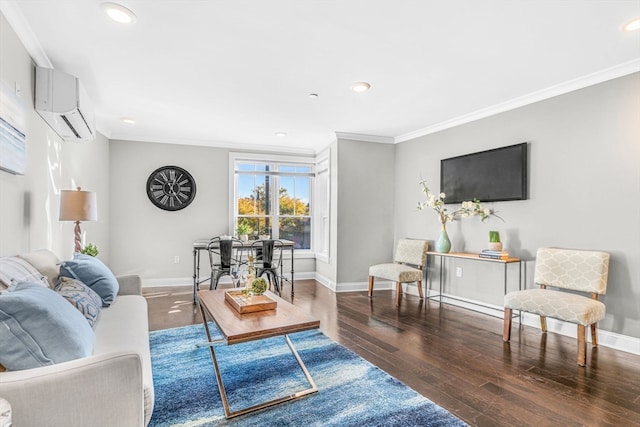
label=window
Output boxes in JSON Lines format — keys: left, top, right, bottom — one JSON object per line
{"left": 231, "top": 153, "right": 314, "bottom": 250}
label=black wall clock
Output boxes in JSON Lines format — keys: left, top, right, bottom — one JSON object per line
{"left": 146, "top": 165, "right": 196, "bottom": 211}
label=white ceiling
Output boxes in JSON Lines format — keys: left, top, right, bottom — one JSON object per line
{"left": 2, "top": 0, "right": 639, "bottom": 154}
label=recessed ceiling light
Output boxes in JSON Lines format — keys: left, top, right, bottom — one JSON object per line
{"left": 275, "top": 132, "right": 287, "bottom": 137}
{"left": 308, "top": 93, "right": 319, "bottom": 98}
{"left": 121, "top": 117, "right": 136, "bottom": 124}
{"left": 351, "top": 82, "right": 371, "bottom": 93}
{"left": 623, "top": 17, "right": 640, "bottom": 32}
{"left": 101, "top": 3, "right": 137, "bottom": 24}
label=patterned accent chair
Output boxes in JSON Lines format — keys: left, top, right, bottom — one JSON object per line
{"left": 503, "top": 247, "right": 610, "bottom": 366}
{"left": 368, "top": 239, "right": 429, "bottom": 306}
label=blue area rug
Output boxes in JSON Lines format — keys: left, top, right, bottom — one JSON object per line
{"left": 149, "top": 324, "right": 467, "bottom": 426}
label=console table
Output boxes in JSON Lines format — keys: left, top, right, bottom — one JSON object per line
{"left": 426, "top": 251, "right": 523, "bottom": 316}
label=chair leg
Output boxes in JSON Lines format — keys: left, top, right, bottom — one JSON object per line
{"left": 395, "top": 282, "right": 402, "bottom": 306}
{"left": 368, "top": 276, "right": 374, "bottom": 297}
{"left": 503, "top": 308, "right": 512, "bottom": 342}
{"left": 590, "top": 323, "right": 598, "bottom": 347}
{"left": 540, "top": 316, "right": 547, "bottom": 333}
{"left": 416, "top": 280, "right": 424, "bottom": 299}
{"left": 577, "top": 324, "right": 587, "bottom": 366}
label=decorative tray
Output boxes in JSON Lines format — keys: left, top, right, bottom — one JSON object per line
{"left": 224, "top": 290, "right": 277, "bottom": 313}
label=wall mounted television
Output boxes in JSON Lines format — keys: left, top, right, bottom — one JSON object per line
{"left": 440, "top": 142, "right": 528, "bottom": 204}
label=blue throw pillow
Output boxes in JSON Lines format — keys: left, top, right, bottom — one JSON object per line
{"left": 55, "top": 277, "right": 102, "bottom": 327}
{"left": 60, "top": 254, "right": 119, "bottom": 307}
{"left": 0, "top": 282, "right": 95, "bottom": 371}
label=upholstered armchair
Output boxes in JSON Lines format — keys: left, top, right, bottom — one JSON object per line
{"left": 368, "top": 239, "right": 429, "bottom": 306}
{"left": 503, "top": 247, "right": 610, "bottom": 366}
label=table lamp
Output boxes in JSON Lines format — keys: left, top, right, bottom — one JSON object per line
{"left": 59, "top": 187, "right": 97, "bottom": 253}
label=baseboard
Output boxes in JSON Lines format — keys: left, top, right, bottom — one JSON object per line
{"left": 516, "top": 313, "right": 640, "bottom": 356}
{"left": 144, "top": 277, "right": 194, "bottom": 287}
{"left": 143, "top": 275, "right": 639, "bottom": 356}
{"left": 327, "top": 279, "right": 639, "bottom": 356}
{"left": 144, "top": 272, "right": 316, "bottom": 288}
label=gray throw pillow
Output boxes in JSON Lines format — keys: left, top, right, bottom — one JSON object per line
{"left": 60, "top": 254, "right": 119, "bottom": 307}
{"left": 55, "top": 277, "right": 103, "bottom": 327}
{"left": 0, "top": 282, "right": 95, "bottom": 371}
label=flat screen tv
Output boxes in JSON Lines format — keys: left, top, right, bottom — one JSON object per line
{"left": 440, "top": 142, "right": 528, "bottom": 204}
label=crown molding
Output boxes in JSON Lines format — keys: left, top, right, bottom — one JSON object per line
{"left": 108, "top": 134, "right": 318, "bottom": 156}
{"left": 0, "top": 0, "right": 52, "bottom": 67}
{"left": 334, "top": 132, "right": 395, "bottom": 144}
{"left": 395, "top": 59, "right": 640, "bottom": 143}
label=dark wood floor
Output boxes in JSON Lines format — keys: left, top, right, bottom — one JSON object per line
{"left": 144, "top": 280, "right": 640, "bottom": 427}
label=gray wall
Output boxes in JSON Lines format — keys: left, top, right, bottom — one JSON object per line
{"left": 109, "top": 140, "right": 316, "bottom": 283}
{"left": 108, "top": 140, "right": 230, "bottom": 280}
{"left": 0, "top": 12, "right": 111, "bottom": 261}
{"left": 315, "top": 138, "right": 396, "bottom": 289}
{"left": 394, "top": 73, "right": 640, "bottom": 338}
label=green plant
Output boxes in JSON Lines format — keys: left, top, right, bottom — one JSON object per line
{"left": 81, "top": 243, "right": 99, "bottom": 257}
{"left": 250, "top": 277, "right": 268, "bottom": 295}
{"left": 489, "top": 231, "right": 501, "bottom": 243}
{"left": 236, "top": 223, "right": 252, "bottom": 235}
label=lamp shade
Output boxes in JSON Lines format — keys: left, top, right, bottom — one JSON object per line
{"left": 59, "top": 189, "right": 98, "bottom": 222}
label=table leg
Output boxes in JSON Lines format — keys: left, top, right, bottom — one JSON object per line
{"left": 290, "top": 245, "right": 295, "bottom": 299}
{"left": 198, "top": 301, "right": 317, "bottom": 419}
{"left": 193, "top": 247, "right": 199, "bottom": 304}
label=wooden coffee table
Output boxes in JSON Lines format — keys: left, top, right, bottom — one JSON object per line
{"left": 197, "top": 289, "right": 320, "bottom": 418}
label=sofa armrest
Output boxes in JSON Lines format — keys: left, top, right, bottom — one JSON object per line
{"left": 117, "top": 274, "right": 142, "bottom": 295}
{"left": 0, "top": 353, "right": 145, "bottom": 427}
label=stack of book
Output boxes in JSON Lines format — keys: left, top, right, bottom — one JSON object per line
{"left": 478, "top": 249, "right": 510, "bottom": 260}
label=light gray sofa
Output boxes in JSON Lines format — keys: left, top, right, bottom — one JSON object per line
{"left": 0, "top": 250, "right": 154, "bottom": 427}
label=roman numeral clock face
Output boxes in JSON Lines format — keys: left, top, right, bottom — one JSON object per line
{"left": 146, "top": 166, "right": 196, "bottom": 211}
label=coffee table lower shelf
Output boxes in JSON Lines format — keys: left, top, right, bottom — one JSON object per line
{"left": 197, "top": 290, "right": 320, "bottom": 419}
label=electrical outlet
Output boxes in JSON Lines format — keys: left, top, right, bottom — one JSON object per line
{"left": 174, "top": 256, "right": 180, "bottom": 264}
{"left": 456, "top": 267, "right": 463, "bottom": 278}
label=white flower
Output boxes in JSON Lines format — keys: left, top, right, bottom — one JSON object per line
{"left": 419, "top": 179, "right": 503, "bottom": 225}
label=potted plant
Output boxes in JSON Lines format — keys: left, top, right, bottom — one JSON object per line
{"left": 236, "top": 223, "right": 252, "bottom": 242}
{"left": 249, "top": 277, "right": 268, "bottom": 295}
{"left": 81, "top": 243, "right": 99, "bottom": 257}
{"left": 488, "top": 231, "right": 503, "bottom": 251}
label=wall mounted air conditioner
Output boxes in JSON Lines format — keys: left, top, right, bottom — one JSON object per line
{"left": 35, "top": 66, "right": 95, "bottom": 142}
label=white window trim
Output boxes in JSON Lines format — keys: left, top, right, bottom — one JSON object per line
{"left": 314, "top": 148, "right": 330, "bottom": 263}
{"left": 229, "top": 152, "right": 316, "bottom": 256}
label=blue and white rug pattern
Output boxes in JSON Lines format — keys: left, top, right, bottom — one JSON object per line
{"left": 149, "top": 323, "right": 467, "bottom": 426}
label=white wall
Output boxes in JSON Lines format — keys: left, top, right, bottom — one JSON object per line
{"left": 394, "top": 72, "right": 640, "bottom": 338}
{"left": 0, "top": 12, "right": 110, "bottom": 261}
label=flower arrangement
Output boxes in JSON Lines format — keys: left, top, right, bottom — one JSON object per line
{"left": 417, "top": 179, "right": 502, "bottom": 225}
{"left": 417, "top": 179, "right": 502, "bottom": 253}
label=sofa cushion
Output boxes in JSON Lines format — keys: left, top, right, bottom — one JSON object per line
{"left": 17, "top": 249, "right": 61, "bottom": 288}
{"left": 55, "top": 277, "right": 103, "bottom": 327}
{"left": 0, "top": 282, "right": 95, "bottom": 370}
{"left": 0, "top": 257, "right": 49, "bottom": 290}
{"left": 60, "top": 254, "right": 119, "bottom": 307}
{"left": 93, "top": 295, "right": 154, "bottom": 424}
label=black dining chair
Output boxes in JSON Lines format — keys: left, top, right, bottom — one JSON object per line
{"left": 250, "top": 239, "right": 284, "bottom": 296}
{"left": 207, "top": 236, "right": 243, "bottom": 290}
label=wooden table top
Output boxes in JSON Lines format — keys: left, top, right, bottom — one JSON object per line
{"left": 427, "top": 251, "right": 521, "bottom": 263}
{"left": 198, "top": 289, "right": 320, "bottom": 345}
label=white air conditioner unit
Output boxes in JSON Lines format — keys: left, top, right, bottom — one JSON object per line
{"left": 35, "top": 66, "right": 95, "bottom": 142}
